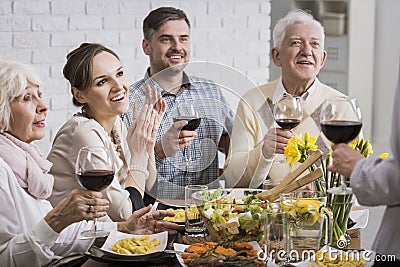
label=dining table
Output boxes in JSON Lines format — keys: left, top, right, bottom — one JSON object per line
{"left": 82, "top": 199, "right": 187, "bottom": 267}
{"left": 82, "top": 232, "right": 212, "bottom": 267}
{"left": 80, "top": 198, "right": 364, "bottom": 267}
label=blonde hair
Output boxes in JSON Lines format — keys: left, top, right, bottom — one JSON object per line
{"left": 0, "top": 59, "right": 42, "bottom": 131}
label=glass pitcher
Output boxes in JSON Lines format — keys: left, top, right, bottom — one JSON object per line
{"left": 280, "top": 190, "right": 333, "bottom": 262}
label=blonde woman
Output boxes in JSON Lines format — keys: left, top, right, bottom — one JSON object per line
{"left": 0, "top": 59, "right": 178, "bottom": 266}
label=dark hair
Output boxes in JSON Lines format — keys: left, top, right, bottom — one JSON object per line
{"left": 143, "top": 7, "right": 190, "bottom": 40}
{"left": 63, "top": 43, "right": 120, "bottom": 106}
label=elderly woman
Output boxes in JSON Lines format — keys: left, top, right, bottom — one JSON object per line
{"left": 0, "top": 59, "right": 179, "bottom": 266}
{"left": 47, "top": 43, "right": 166, "bottom": 221}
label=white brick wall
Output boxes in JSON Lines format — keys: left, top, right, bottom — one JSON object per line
{"left": 0, "top": 0, "right": 271, "bottom": 154}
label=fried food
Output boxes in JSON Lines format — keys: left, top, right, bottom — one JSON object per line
{"left": 111, "top": 235, "right": 160, "bottom": 255}
{"left": 233, "top": 241, "right": 253, "bottom": 251}
{"left": 182, "top": 241, "right": 267, "bottom": 267}
{"left": 184, "top": 242, "right": 217, "bottom": 254}
{"left": 214, "top": 246, "right": 237, "bottom": 256}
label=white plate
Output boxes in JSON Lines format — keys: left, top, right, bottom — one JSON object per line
{"left": 100, "top": 230, "right": 167, "bottom": 259}
{"left": 349, "top": 209, "right": 369, "bottom": 229}
{"left": 173, "top": 241, "right": 262, "bottom": 267}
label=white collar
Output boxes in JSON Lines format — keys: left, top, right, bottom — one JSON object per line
{"left": 272, "top": 77, "right": 318, "bottom": 104}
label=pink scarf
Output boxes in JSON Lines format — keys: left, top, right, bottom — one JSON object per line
{"left": 0, "top": 132, "right": 54, "bottom": 199}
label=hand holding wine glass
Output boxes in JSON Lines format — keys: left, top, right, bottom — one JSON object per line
{"left": 274, "top": 94, "right": 303, "bottom": 130}
{"left": 320, "top": 96, "right": 362, "bottom": 195}
{"left": 75, "top": 146, "right": 115, "bottom": 237}
{"left": 173, "top": 102, "right": 201, "bottom": 167}
{"left": 271, "top": 94, "right": 302, "bottom": 162}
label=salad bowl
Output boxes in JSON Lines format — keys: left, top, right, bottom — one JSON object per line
{"left": 192, "top": 188, "right": 274, "bottom": 244}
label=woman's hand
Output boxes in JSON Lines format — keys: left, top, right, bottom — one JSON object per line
{"left": 328, "top": 143, "right": 364, "bottom": 177}
{"left": 146, "top": 85, "right": 166, "bottom": 156}
{"left": 117, "top": 205, "right": 180, "bottom": 235}
{"left": 44, "top": 189, "right": 109, "bottom": 233}
{"left": 127, "top": 85, "right": 166, "bottom": 165}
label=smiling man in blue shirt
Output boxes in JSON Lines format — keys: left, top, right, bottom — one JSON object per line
{"left": 123, "top": 7, "right": 233, "bottom": 200}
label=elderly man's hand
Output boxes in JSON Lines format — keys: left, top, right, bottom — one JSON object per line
{"left": 117, "top": 205, "right": 180, "bottom": 235}
{"left": 44, "top": 189, "right": 110, "bottom": 233}
{"left": 262, "top": 127, "right": 294, "bottom": 159}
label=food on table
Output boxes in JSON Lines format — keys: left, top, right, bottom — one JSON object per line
{"left": 181, "top": 241, "right": 266, "bottom": 266}
{"left": 197, "top": 189, "right": 270, "bottom": 243}
{"left": 184, "top": 241, "right": 217, "bottom": 254}
{"left": 163, "top": 208, "right": 185, "bottom": 223}
{"left": 111, "top": 235, "right": 160, "bottom": 255}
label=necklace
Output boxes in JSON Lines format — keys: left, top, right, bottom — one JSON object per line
{"left": 111, "top": 126, "right": 123, "bottom": 157}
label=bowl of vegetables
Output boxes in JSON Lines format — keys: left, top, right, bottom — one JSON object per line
{"left": 192, "top": 188, "right": 273, "bottom": 244}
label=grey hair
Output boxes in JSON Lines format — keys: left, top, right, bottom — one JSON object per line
{"left": 273, "top": 9, "right": 325, "bottom": 49}
{"left": 0, "top": 59, "right": 42, "bottom": 131}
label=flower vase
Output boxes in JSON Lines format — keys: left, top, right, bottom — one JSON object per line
{"left": 327, "top": 192, "right": 353, "bottom": 248}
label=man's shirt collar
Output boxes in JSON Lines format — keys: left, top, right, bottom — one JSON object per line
{"left": 144, "top": 67, "right": 191, "bottom": 96}
{"left": 272, "top": 77, "right": 317, "bottom": 104}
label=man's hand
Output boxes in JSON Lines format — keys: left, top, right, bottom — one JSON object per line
{"left": 262, "top": 127, "right": 294, "bottom": 159}
{"left": 154, "top": 121, "right": 196, "bottom": 159}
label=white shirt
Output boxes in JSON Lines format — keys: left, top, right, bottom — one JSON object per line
{"left": 0, "top": 158, "right": 116, "bottom": 267}
{"left": 272, "top": 77, "right": 317, "bottom": 104}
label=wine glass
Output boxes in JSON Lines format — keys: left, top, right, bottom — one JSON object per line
{"left": 173, "top": 102, "right": 201, "bottom": 167}
{"left": 320, "top": 96, "right": 362, "bottom": 195}
{"left": 274, "top": 94, "right": 303, "bottom": 130}
{"left": 75, "top": 146, "right": 115, "bottom": 237}
{"left": 274, "top": 94, "right": 303, "bottom": 163}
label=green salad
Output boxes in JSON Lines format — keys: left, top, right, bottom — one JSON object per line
{"left": 199, "top": 189, "right": 272, "bottom": 243}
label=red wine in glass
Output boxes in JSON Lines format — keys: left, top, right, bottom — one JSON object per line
{"left": 76, "top": 170, "right": 114, "bottom": 192}
{"left": 275, "top": 118, "right": 301, "bottom": 130}
{"left": 173, "top": 102, "right": 200, "bottom": 167}
{"left": 75, "top": 146, "right": 114, "bottom": 238}
{"left": 274, "top": 94, "right": 303, "bottom": 130}
{"left": 320, "top": 96, "right": 362, "bottom": 195}
{"left": 173, "top": 116, "right": 201, "bottom": 131}
{"left": 320, "top": 120, "right": 362, "bottom": 144}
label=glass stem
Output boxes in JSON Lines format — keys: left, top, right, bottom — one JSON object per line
{"left": 184, "top": 147, "right": 191, "bottom": 164}
{"left": 93, "top": 218, "right": 98, "bottom": 233}
{"left": 340, "top": 176, "right": 346, "bottom": 189}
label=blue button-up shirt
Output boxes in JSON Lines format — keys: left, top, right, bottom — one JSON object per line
{"left": 122, "top": 69, "right": 234, "bottom": 199}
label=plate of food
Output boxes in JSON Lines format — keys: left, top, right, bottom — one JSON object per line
{"left": 156, "top": 202, "right": 186, "bottom": 226}
{"left": 173, "top": 241, "right": 266, "bottom": 267}
{"left": 99, "top": 230, "right": 168, "bottom": 259}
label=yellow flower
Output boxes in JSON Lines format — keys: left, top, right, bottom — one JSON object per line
{"left": 353, "top": 137, "right": 374, "bottom": 157}
{"left": 348, "top": 139, "right": 358, "bottom": 149}
{"left": 379, "top": 153, "right": 389, "bottom": 159}
{"left": 281, "top": 198, "right": 323, "bottom": 225}
{"left": 283, "top": 132, "right": 319, "bottom": 168}
{"left": 304, "top": 132, "right": 318, "bottom": 152}
{"left": 284, "top": 137, "right": 301, "bottom": 168}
